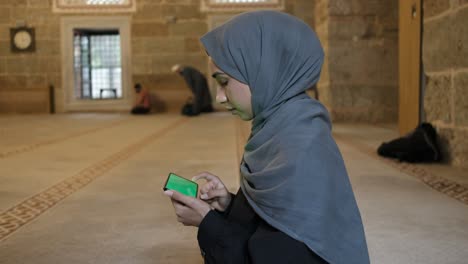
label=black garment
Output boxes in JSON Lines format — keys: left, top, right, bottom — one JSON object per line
{"left": 131, "top": 106, "right": 150, "bottom": 115}
{"left": 198, "top": 190, "right": 328, "bottom": 264}
{"left": 377, "top": 122, "right": 441, "bottom": 163}
{"left": 179, "top": 66, "right": 213, "bottom": 116}
{"left": 181, "top": 103, "right": 214, "bottom": 116}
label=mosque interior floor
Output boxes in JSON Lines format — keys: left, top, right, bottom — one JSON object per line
{"left": 0, "top": 112, "right": 467, "bottom": 264}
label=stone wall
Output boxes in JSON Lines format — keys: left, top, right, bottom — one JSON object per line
{"left": 132, "top": 0, "right": 207, "bottom": 112}
{"left": 0, "top": 0, "right": 208, "bottom": 113}
{"left": 423, "top": 0, "right": 468, "bottom": 168}
{"left": 131, "top": 0, "right": 317, "bottom": 112}
{"left": 315, "top": 0, "right": 331, "bottom": 109}
{"left": 286, "top": 0, "right": 316, "bottom": 28}
{"left": 315, "top": 0, "right": 398, "bottom": 122}
{"left": 0, "top": 0, "right": 317, "bottom": 113}
{"left": 0, "top": 0, "right": 60, "bottom": 113}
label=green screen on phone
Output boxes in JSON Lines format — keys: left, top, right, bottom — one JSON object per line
{"left": 163, "top": 173, "right": 198, "bottom": 197}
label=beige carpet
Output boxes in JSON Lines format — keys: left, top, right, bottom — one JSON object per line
{"left": 0, "top": 113, "right": 467, "bottom": 264}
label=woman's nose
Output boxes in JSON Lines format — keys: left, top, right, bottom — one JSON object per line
{"left": 216, "top": 87, "right": 227, "bottom": 103}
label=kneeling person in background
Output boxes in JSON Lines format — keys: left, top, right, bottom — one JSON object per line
{"left": 172, "top": 64, "right": 214, "bottom": 116}
{"left": 131, "top": 83, "right": 151, "bottom": 115}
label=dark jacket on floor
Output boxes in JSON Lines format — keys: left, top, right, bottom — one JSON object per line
{"left": 197, "top": 189, "right": 328, "bottom": 264}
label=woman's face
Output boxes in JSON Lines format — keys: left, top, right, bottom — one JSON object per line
{"left": 210, "top": 60, "right": 253, "bottom": 121}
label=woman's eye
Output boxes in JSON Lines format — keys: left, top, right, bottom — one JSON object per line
{"left": 212, "top": 73, "right": 229, "bottom": 87}
{"left": 219, "top": 79, "right": 228, "bottom": 86}
{"left": 216, "top": 77, "right": 229, "bottom": 87}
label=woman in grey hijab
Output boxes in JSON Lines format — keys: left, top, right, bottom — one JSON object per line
{"left": 164, "top": 10, "right": 370, "bottom": 264}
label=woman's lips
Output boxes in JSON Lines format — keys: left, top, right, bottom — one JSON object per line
{"left": 226, "top": 107, "right": 237, "bottom": 115}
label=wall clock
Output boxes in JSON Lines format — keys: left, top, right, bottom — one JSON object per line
{"left": 10, "top": 27, "right": 36, "bottom": 53}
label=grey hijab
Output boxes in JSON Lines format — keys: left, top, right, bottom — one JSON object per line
{"left": 201, "top": 11, "right": 369, "bottom": 264}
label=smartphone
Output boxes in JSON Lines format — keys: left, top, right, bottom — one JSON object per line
{"left": 163, "top": 172, "right": 198, "bottom": 198}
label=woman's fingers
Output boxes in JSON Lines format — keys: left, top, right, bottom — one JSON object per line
{"left": 164, "top": 189, "right": 212, "bottom": 227}
{"left": 199, "top": 181, "right": 216, "bottom": 195}
{"left": 192, "top": 171, "right": 219, "bottom": 182}
{"left": 200, "top": 188, "right": 227, "bottom": 200}
{"left": 165, "top": 190, "right": 196, "bottom": 207}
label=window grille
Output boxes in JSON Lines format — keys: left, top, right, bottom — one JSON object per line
{"left": 213, "top": 0, "right": 271, "bottom": 3}
{"left": 86, "top": 0, "right": 126, "bottom": 4}
{"left": 53, "top": 0, "right": 135, "bottom": 13}
{"left": 73, "top": 29, "right": 122, "bottom": 100}
{"left": 202, "top": 0, "right": 284, "bottom": 12}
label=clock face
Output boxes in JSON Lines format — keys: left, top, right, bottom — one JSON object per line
{"left": 14, "top": 30, "right": 32, "bottom": 50}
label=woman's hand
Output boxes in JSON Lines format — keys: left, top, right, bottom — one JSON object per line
{"left": 192, "top": 172, "right": 232, "bottom": 212}
{"left": 164, "top": 190, "right": 211, "bottom": 227}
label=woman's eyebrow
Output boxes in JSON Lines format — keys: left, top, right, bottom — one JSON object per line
{"left": 211, "top": 72, "right": 226, "bottom": 78}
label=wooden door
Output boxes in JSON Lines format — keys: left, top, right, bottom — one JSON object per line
{"left": 399, "top": 0, "right": 422, "bottom": 135}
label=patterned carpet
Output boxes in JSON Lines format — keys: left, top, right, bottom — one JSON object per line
{"left": 0, "top": 113, "right": 467, "bottom": 264}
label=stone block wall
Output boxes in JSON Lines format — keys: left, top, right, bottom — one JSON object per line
{"left": 315, "top": 0, "right": 398, "bottom": 122}
{"left": 423, "top": 0, "right": 468, "bottom": 168}
{"left": 0, "top": 0, "right": 60, "bottom": 113}
{"left": 0, "top": 0, "right": 318, "bottom": 113}
{"left": 286, "top": 0, "right": 316, "bottom": 28}
{"left": 315, "top": 0, "right": 331, "bottom": 109}
{"left": 132, "top": 0, "right": 207, "bottom": 112}
{"left": 0, "top": 0, "right": 208, "bottom": 113}
{"left": 132, "top": 0, "right": 316, "bottom": 112}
